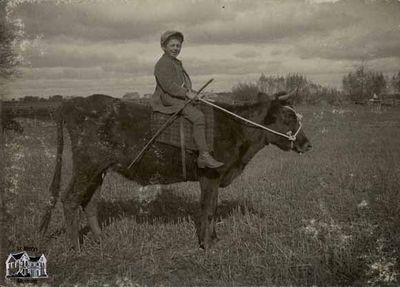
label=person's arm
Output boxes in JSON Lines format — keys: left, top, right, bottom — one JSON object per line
{"left": 155, "top": 60, "right": 188, "bottom": 99}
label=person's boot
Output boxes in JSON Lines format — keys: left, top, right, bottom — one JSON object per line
{"left": 197, "top": 152, "right": 224, "bottom": 169}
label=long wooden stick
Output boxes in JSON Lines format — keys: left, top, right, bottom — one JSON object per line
{"left": 128, "top": 78, "right": 214, "bottom": 169}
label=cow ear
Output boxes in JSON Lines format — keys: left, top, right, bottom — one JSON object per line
{"left": 273, "top": 91, "right": 288, "bottom": 100}
{"left": 279, "top": 98, "right": 291, "bottom": 107}
{"left": 277, "top": 95, "right": 293, "bottom": 107}
{"left": 276, "top": 88, "right": 298, "bottom": 104}
{"left": 257, "top": 92, "right": 272, "bottom": 103}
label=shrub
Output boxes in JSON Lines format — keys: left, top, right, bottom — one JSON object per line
{"left": 231, "top": 82, "right": 259, "bottom": 103}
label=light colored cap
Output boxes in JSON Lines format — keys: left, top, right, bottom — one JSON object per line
{"left": 160, "top": 31, "right": 184, "bottom": 47}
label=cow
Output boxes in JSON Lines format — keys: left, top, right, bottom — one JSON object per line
{"left": 2, "top": 118, "right": 24, "bottom": 134}
{"left": 39, "top": 91, "right": 311, "bottom": 251}
{"left": 1, "top": 107, "right": 24, "bottom": 134}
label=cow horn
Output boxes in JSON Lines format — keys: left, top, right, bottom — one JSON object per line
{"left": 277, "top": 88, "right": 298, "bottom": 101}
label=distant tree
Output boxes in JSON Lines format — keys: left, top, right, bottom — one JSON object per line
{"left": 0, "top": 4, "right": 18, "bottom": 81}
{"left": 342, "top": 63, "right": 386, "bottom": 101}
{"left": 391, "top": 71, "right": 400, "bottom": 93}
{"left": 257, "top": 72, "right": 344, "bottom": 105}
{"left": 342, "top": 65, "right": 368, "bottom": 101}
{"left": 0, "top": 1, "right": 21, "bottom": 283}
{"left": 231, "top": 82, "right": 259, "bottom": 103}
{"left": 258, "top": 73, "right": 309, "bottom": 104}
{"left": 21, "top": 95, "right": 40, "bottom": 102}
{"left": 258, "top": 73, "right": 285, "bottom": 95}
{"left": 285, "top": 73, "right": 309, "bottom": 104}
{"left": 49, "top": 95, "right": 63, "bottom": 101}
{"left": 285, "top": 73, "right": 308, "bottom": 92}
{"left": 368, "top": 71, "right": 386, "bottom": 97}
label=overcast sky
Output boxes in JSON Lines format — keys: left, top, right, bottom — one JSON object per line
{"left": 6, "top": 0, "right": 400, "bottom": 99}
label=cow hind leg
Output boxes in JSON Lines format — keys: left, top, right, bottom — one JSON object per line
{"left": 62, "top": 170, "right": 104, "bottom": 251}
{"left": 81, "top": 171, "right": 105, "bottom": 242}
{"left": 198, "top": 174, "right": 220, "bottom": 249}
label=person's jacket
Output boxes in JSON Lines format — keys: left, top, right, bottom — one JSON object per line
{"left": 151, "top": 53, "right": 192, "bottom": 114}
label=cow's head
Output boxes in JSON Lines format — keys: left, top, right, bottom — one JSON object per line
{"left": 259, "top": 90, "right": 311, "bottom": 153}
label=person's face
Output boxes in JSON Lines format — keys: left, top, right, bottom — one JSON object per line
{"left": 163, "top": 38, "right": 182, "bottom": 58}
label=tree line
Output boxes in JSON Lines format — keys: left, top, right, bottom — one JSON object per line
{"left": 257, "top": 73, "right": 343, "bottom": 105}
{"left": 251, "top": 65, "right": 400, "bottom": 105}
{"left": 7, "top": 94, "right": 63, "bottom": 102}
{"left": 230, "top": 73, "right": 344, "bottom": 105}
{"left": 343, "top": 65, "right": 400, "bottom": 101}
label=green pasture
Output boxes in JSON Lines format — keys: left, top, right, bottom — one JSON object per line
{"left": 3, "top": 104, "right": 400, "bottom": 286}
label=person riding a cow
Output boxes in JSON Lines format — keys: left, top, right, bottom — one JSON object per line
{"left": 150, "top": 30, "right": 224, "bottom": 169}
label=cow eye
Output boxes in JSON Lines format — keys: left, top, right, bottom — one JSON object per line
{"left": 282, "top": 111, "right": 296, "bottom": 124}
{"left": 286, "top": 110, "right": 297, "bottom": 119}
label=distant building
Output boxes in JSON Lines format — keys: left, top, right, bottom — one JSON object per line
{"left": 368, "top": 93, "right": 381, "bottom": 104}
{"left": 123, "top": 92, "right": 140, "bottom": 100}
{"left": 6, "top": 251, "right": 48, "bottom": 279}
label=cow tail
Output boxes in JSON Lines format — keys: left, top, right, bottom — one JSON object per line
{"left": 39, "top": 111, "right": 64, "bottom": 234}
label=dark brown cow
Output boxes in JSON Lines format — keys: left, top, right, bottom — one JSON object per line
{"left": 2, "top": 118, "right": 23, "bottom": 134}
{"left": 40, "top": 92, "right": 311, "bottom": 250}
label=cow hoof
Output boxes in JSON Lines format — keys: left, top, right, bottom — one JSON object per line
{"left": 199, "top": 238, "right": 219, "bottom": 250}
{"left": 85, "top": 234, "right": 102, "bottom": 246}
{"left": 66, "top": 244, "right": 81, "bottom": 254}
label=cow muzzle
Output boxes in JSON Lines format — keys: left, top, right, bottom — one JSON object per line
{"left": 292, "top": 134, "right": 312, "bottom": 154}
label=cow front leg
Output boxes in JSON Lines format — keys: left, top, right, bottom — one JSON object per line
{"left": 62, "top": 198, "right": 80, "bottom": 251}
{"left": 210, "top": 185, "right": 219, "bottom": 243}
{"left": 198, "top": 175, "right": 220, "bottom": 249}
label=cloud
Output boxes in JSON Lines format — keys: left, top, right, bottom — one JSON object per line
{"left": 11, "top": 0, "right": 230, "bottom": 42}
{"left": 306, "top": 0, "right": 341, "bottom": 3}
{"left": 234, "top": 50, "right": 262, "bottom": 59}
{"left": 29, "top": 45, "right": 118, "bottom": 68}
{"left": 6, "top": 0, "right": 400, "bottom": 99}
{"left": 12, "top": 0, "right": 400, "bottom": 59}
{"left": 185, "top": 1, "right": 359, "bottom": 45}
{"left": 12, "top": 0, "right": 359, "bottom": 44}
{"left": 296, "top": 30, "right": 400, "bottom": 61}
{"left": 101, "top": 58, "right": 153, "bottom": 75}
{"left": 293, "top": 0, "right": 400, "bottom": 61}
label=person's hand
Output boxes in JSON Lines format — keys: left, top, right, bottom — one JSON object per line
{"left": 186, "top": 90, "right": 198, "bottom": 100}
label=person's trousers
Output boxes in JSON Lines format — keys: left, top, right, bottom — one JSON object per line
{"left": 181, "top": 104, "right": 208, "bottom": 153}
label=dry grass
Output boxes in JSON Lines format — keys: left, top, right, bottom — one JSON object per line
{"left": 3, "top": 104, "right": 400, "bottom": 286}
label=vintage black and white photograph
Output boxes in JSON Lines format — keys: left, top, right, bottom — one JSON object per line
{"left": 1, "top": 0, "right": 400, "bottom": 286}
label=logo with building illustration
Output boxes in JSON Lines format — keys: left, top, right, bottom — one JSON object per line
{"left": 5, "top": 251, "right": 48, "bottom": 279}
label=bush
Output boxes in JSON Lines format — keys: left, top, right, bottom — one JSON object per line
{"left": 257, "top": 73, "right": 345, "bottom": 106}
{"left": 231, "top": 82, "right": 260, "bottom": 103}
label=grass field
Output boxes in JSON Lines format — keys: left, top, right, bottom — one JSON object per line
{"left": 3, "top": 103, "right": 400, "bottom": 286}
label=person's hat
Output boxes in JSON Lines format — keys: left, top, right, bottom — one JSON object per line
{"left": 160, "top": 31, "right": 184, "bottom": 47}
